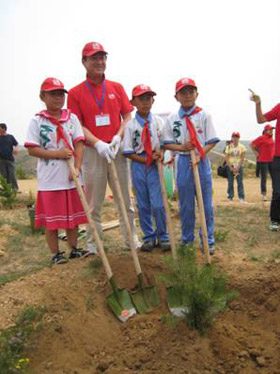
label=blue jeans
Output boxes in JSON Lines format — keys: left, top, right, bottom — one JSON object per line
{"left": 227, "top": 166, "right": 245, "bottom": 199}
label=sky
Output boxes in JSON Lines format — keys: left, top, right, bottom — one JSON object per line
{"left": 0, "top": 0, "right": 279, "bottom": 144}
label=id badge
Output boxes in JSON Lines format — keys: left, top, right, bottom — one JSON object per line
{"left": 95, "top": 114, "right": 110, "bottom": 127}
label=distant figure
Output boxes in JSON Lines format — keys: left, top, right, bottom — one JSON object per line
{"left": 225, "top": 132, "right": 246, "bottom": 203}
{"left": 250, "top": 125, "right": 275, "bottom": 201}
{"left": 0, "top": 123, "right": 19, "bottom": 191}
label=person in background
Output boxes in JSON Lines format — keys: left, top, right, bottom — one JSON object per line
{"left": 250, "top": 125, "right": 275, "bottom": 201}
{"left": 250, "top": 92, "right": 280, "bottom": 231}
{"left": 68, "top": 41, "right": 140, "bottom": 254}
{"left": 225, "top": 132, "right": 246, "bottom": 203}
{"left": 0, "top": 123, "right": 19, "bottom": 191}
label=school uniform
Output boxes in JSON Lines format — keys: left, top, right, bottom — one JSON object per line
{"left": 123, "top": 112, "right": 169, "bottom": 244}
{"left": 162, "top": 105, "right": 219, "bottom": 246}
{"left": 24, "top": 109, "right": 88, "bottom": 230}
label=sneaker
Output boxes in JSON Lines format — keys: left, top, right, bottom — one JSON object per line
{"left": 209, "top": 245, "right": 215, "bottom": 256}
{"left": 51, "top": 251, "right": 67, "bottom": 265}
{"left": 158, "top": 240, "right": 171, "bottom": 252}
{"left": 69, "top": 247, "right": 90, "bottom": 259}
{"left": 140, "top": 240, "right": 156, "bottom": 252}
{"left": 270, "top": 221, "right": 279, "bottom": 232}
{"left": 239, "top": 199, "right": 247, "bottom": 204}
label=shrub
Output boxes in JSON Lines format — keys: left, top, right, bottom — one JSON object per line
{"left": 160, "top": 246, "right": 238, "bottom": 334}
{"left": 15, "top": 167, "right": 28, "bottom": 180}
{"left": 0, "top": 305, "right": 45, "bottom": 374}
{"left": 0, "top": 175, "right": 17, "bottom": 209}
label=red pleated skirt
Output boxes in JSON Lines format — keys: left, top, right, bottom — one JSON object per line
{"left": 35, "top": 188, "right": 88, "bottom": 230}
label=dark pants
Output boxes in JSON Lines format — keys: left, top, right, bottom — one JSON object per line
{"left": 270, "top": 157, "right": 280, "bottom": 222}
{"left": 227, "top": 165, "right": 245, "bottom": 199}
{"left": 0, "top": 159, "right": 18, "bottom": 190}
{"left": 257, "top": 162, "right": 272, "bottom": 195}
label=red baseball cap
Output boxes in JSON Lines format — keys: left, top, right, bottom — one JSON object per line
{"left": 232, "top": 131, "right": 240, "bottom": 138}
{"left": 40, "top": 78, "right": 67, "bottom": 93}
{"left": 175, "top": 78, "right": 197, "bottom": 93}
{"left": 131, "top": 84, "right": 156, "bottom": 100}
{"left": 264, "top": 124, "right": 275, "bottom": 131}
{"left": 82, "top": 42, "right": 107, "bottom": 57}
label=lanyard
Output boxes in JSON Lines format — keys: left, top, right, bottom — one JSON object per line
{"left": 85, "top": 80, "right": 106, "bottom": 114}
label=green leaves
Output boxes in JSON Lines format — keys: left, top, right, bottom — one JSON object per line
{"left": 0, "top": 175, "right": 17, "bottom": 209}
{"left": 160, "top": 246, "right": 238, "bottom": 334}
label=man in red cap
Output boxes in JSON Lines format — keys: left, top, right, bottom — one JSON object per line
{"left": 250, "top": 125, "right": 275, "bottom": 201}
{"left": 225, "top": 132, "right": 247, "bottom": 202}
{"left": 67, "top": 42, "right": 139, "bottom": 253}
{"left": 250, "top": 92, "right": 280, "bottom": 230}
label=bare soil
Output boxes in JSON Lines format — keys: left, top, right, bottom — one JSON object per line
{"left": 1, "top": 178, "right": 279, "bottom": 374}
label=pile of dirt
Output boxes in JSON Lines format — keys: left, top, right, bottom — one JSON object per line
{"left": 1, "top": 250, "right": 280, "bottom": 374}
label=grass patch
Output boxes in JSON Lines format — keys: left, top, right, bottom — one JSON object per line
{"left": 214, "top": 229, "right": 229, "bottom": 242}
{"left": 0, "top": 305, "right": 46, "bottom": 374}
{"left": 159, "top": 246, "right": 238, "bottom": 335}
{"left": 81, "top": 257, "right": 102, "bottom": 278}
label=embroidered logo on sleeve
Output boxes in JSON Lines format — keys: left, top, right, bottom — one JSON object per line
{"left": 173, "top": 121, "right": 182, "bottom": 142}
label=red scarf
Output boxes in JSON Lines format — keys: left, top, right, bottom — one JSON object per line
{"left": 141, "top": 120, "right": 153, "bottom": 166}
{"left": 37, "top": 109, "right": 73, "bottom": 151}
{"left": 183, "top": 106, "right": 206, "bottom": 159}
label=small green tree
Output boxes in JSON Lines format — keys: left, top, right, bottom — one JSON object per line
{"left": 160, "top": 246, "right": 238, "bottom": 334}
{"left": 0, "top": 175, "right": 17, "bottom": 209}
{"left": 16, "top": 166, "right": 28, "bottom": 180}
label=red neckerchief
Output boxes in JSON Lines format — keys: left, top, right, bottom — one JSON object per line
{"left": 37, "top": 109, "right": 73, "bottom": 151}
{"left": 183, "top": 106, "right": 206, "bottom": 159}
{"left": 141, "top": 120, "right": 153, "bottom": 166}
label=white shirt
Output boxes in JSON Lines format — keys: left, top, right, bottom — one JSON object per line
{"left": 123, "top": 113, "right": 163, "bottom": 155}
{"left": 25, "top": 113, "right": 84, "bottom": 191}
{"left": 162, "top": 108, "right": 219, "bottom": 155}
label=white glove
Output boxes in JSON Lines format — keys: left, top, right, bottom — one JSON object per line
{"left": 95, "top": 140, "right": 115, "bottom": 163}
{"left": 109, "top": 135, "right": 121, "bottom": 156}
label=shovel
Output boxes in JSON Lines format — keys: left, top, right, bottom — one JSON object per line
{"left": 158, "top": 160, "right": 188, "bottom": 316}
{"left": 109, "top": 160, "right": 161, "bottom": 314}
{"left": 67, "top": 159, "right": 137, "bottom": 322}
{"left": 190, "top": 150, "right": 211, "bottom": 265}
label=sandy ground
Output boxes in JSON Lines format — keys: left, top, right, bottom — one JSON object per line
{"left": 18, "top": 177, "right": 272, "bottom": 205}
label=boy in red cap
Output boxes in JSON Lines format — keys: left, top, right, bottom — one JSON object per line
{"left": 250, "top": 125, "right": 275, "bottom": 201}
{"left": 225, "top": 132, "right": 247, "bottom": 202}
{"left": 162, "top": 78, "right": 219, "bottom": 254}
{"left": 68, "top": 41, "right": 139, "bottom": 253}
{"left": 250, "top": 92, "right": 280, "bottom": 230}
{"left": 122, "top": 85, "right": 170, "bottom": 252}
{"left": 25, "top": 78, "right": 89, "bottom": 265}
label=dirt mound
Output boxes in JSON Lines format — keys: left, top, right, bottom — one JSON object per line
{"left": 1, "top": 251, "right": 280, "bottom": 374}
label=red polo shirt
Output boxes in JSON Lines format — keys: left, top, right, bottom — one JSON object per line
{"left": 67, "top": 77, "right": 133, "bottom": 143}
{"left": 264, "top": 104, "right": 280, "bottom": 157}
{"left": 252, "top": 134, "right": 275, "bottom": 162}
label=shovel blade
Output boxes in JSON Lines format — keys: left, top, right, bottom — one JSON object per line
{"left": 106, "top": 288, "right": 137, "bottom": 322}
{"left": 131, "top": 286, "right": 161, "bottom": 314}
{"left": 166, "top": 286, "right": 188, "bottom": 317}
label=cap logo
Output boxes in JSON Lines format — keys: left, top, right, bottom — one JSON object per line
{"left": 140, "top": 84, "right": 149, "bottom": 90}
{"left": 92, "top": 42, "right": 100, "bottom": 50}
{"left": 181, "top": 78, "right": 190, "bottom": 84}
{"left": 52, "top": 79, "right": 62, "bottom": 86}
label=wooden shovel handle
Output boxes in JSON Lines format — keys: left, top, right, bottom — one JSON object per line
{"left": 157, "top": 161, "right": 177, "bottom": 260}
{"left": 109, "top": 161, "right": 142, "bottom": 276}
{"left": 67, "top": 159, "right": 113, "bottom": 278}
{"left": 190, "top": 151, "right": 211, "bottom": 264}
